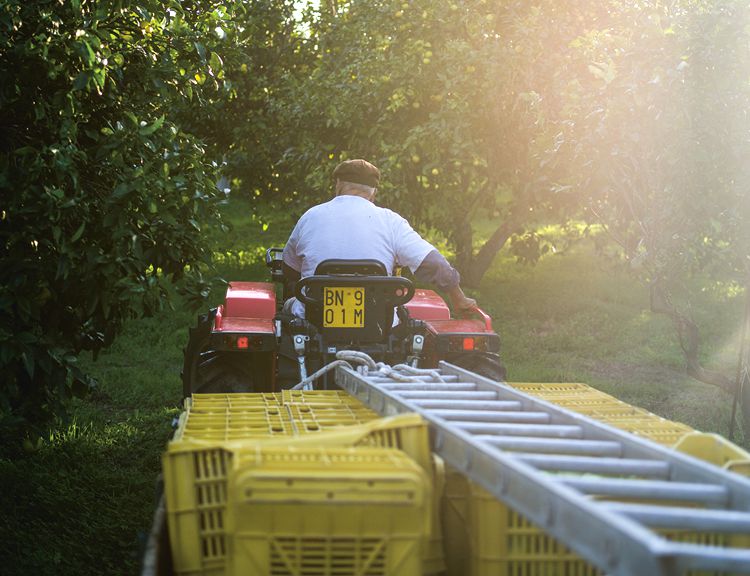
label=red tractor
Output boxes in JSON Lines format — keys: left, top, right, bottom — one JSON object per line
{"left": 182, "top": 248, "right": 505, "bottom": 396}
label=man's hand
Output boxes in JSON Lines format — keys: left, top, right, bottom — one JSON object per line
{"left": 448, "top": 286, "right": 477, "bottom": 312}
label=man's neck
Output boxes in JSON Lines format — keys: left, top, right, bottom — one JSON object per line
{"left": 336, "top": 191, "right": 374, "bottom": 202}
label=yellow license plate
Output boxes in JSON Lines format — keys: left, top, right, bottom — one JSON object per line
{"left": 323, "top": 287, "right": 365, "bottom": 328}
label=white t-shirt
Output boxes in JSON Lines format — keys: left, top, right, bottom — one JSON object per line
{"left": 282, "top": 195, "right": 434, "bottom": 317}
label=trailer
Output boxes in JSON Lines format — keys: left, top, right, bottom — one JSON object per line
{"left": 143, "top": 250, "right": 750, "bottom": 576}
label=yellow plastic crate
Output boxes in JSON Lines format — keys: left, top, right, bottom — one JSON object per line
{"left": 674, "top": 432, "right": 750, "bottom": 470}
{"left": 169, "top": 393, "right": 441, "bottom": 573}
{"left": 189, "top": 392, "right": 282, "bottom": 408}
{"left": 225, "top": 446, "right": 429, "bottom": 576}
{"left": 281, "top": 389, "right": 368, "bottom": 406}
{"left": 602, "top": 416, "right": 693, "bottom": 446}
{"left": 176, "top": 392, "right": 378, "bottom": 441}
{"left": 467, "top": 484, "right": 602, "bottom": 576}
{"left": 251, "top": 411, "right": 446, "bottom": 573}
{"left": 567, "top": 404, "right": 651, "bottom": 418}
{"left": 510, "top": 382, "right": 694, "bottom": 446}
{"left": 174, "top": 404, "right": 294, "bottom": 442}
{"left": 442, "top": 468, "right": 599, "bottom": 576}
{"left": 163, "top": 442, "right": 234, "bottom": 576}
{"left": 286, "top": 402, "right": 380, "bottom": 433}
{"left": 425, "top": 455, "right": 447, "bottom": 576}
{"left": 453, "top": 383, "right": 727, "bottom": 576}
{"left": 163, "top": 412, "right": 437, "bottom": 576}
{"left": 465, "top": 482, "right": 750, "bottom": 576}
{"left": 508, "top": 382, "right": 595, "bottom": 394}
{"left": 442, "top": 465, "right": 471, "bottom": 576}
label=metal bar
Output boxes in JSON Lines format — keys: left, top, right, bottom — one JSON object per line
{"left": 514, "top": 453, "right": 671, "bottom": 478}
{"left": 478, "top": 436, "right": 623, "bottom": 457}
{"left": 393, "top": 390, "right": 498, "bottom": 400}
{"left": 560, "top": 477, "right": 729, "bottom": 506}
{"left": 436, "top": 410, "right": 550, "bottom": 423}
{"left": 452, "top": 422, "right": 582, "bottom": 438}
{"left": 368, "top": 374, "right": 460, "bottom": 383}
{"left": 377, "top": 382, "right": 478, "bottom": 391}
{"left": 410, "top": 399, "right": 523, "bottom": 411}
{"left": 605, "top": 502, "right": 750, "bottom": 532}
{"left": 662, "top": 542, "right": 750, "bottom": 574}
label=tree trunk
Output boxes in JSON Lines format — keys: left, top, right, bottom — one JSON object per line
{"left": 732, "top": 282, "right": 750, "bottom": 441}
{"left": 649, "top": 280, "right": 735, "bottom": 395}
{"left": 460, "top": 184, "right": 531, "bottom": 287}
{"left": 461, "top": 218, "right": 519, "bottom": 287}
{"left": 453, "top": 218, "right": 474, "bottom": 280}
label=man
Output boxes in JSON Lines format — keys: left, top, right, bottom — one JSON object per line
{"left": 282, "top": 159, "right": 477, "bottom": 316}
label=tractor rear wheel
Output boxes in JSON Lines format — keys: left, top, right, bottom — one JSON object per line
{"left": 181, "top": 314, "right": 255, "bottom": 397}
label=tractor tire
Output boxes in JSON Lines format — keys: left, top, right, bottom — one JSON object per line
{"left": 181, "top": 314, "right": 255, "bottom": 397}
{"left": 450, "top": 353, "right": 507, "bottom": 382}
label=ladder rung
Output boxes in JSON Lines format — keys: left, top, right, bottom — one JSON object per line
{"left": 377, "top": 382, "right": 477, "bottom": 391}
{"left": 662, "top": 541, "right": 750, "bottom": 574}
{"left": 478, "top": 436, "right": 623, "bottom": 457}
{"left": 561, "top": 477, "right": 729, "bottom": 506}
{"left": 605, "top": 502, "right": 750, "bottom": 532}
{"left": 516, "top": 454, "right": 671, "bottom": 478}
{"left": 396, "top": 390, "right": 498, "bottom": 400}
{"left": 436, "top": 411, "right": 550, "bottom": 423}
{"left": 368, "top": 374, "right": 460, "bottom": 383}
{"left": 410, "top": 399, "right": 523, "bottom": 411}
{"left": 456, "top": 423, "right": 583, "bottom": 438}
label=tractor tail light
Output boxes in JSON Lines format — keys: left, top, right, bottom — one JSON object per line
{"left": 236, "top": 336, "right": 249, "bottom": 349}
{"left": 462, "top": 337, "right": 475, "bottom": 351}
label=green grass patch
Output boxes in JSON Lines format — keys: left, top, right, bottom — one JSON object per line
{"left": 2, "top": 195, "right": 746, "bottom": 575}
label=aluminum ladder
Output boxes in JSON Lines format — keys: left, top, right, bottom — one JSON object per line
{"left": 335, "top": 362, "right": 750, "bottom": 575}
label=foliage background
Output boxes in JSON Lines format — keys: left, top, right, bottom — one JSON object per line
{"left": 2, "top": 0, "right": 750, "bottom": 573}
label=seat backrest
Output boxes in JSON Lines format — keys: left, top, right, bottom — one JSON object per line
{"left": 297, "top": 259, "right": 413, "bottom": 344}
{"left": 314, "top": 259, "right": 387, "bottom": 276}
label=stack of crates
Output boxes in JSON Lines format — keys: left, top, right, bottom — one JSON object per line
{"left": 162, "top": 391, "right": 444, "bottom": 576}
{"left": 510, "top": 382, "right": 694, "bottom": 445}
{"left": 442, "top": 381, "right": 750, "bottom": 576}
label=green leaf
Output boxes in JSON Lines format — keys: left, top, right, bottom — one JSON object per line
{"left": 124, "top": 111, "right": 138, "bottom": 126}
{"left": 81, "top": 40, "right": 96, "bottom": 66}
{"left": 73, "top": 71, "right": 90, "bottom": 91}
{"left": 139, "top": 115, "right": 165, "bottom": 136}
{"left": 209, "top": 52, "right": 223, "bottom": 74}
{"left": 72, "top": 222, "right": 85, "bottom": 242}
{"left": 194, "top": 41, "right": 207, "bottom": 61}
{"left": 21, "top": 352, "right": 34, "bottom": 380}
{"left": 112, "top": 182, "right": 130, "bottom": 199}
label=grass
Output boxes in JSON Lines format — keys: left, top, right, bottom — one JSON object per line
{"left": 2, "top": 195, "right": 746, "bottom": 575}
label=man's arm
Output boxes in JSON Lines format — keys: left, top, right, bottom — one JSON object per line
{"left": 414, "top": 250, "right": 476, "bottom": 311}
{"left": 282, "top": 262, "right": 301, "bottom": 302}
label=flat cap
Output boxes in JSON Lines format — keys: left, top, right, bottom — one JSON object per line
{"left": 332, "top": 159, "right": 380, "bottom": 188}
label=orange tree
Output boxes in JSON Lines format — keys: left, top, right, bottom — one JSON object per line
{"left": 0, "top": 0, "right": 259, "bottom": 438}
{"left": 262, "top": 0, "right": 609, "bottom": 283}
{"left": 538, "top": 1, "right": 750, "bottom": 425}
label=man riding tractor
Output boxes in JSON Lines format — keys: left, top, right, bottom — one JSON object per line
{"left": 181, "top": 159, "right": 504, "bottom": 395}
{"left": 281, "top": 159, "right": 476, "bottom": 316}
